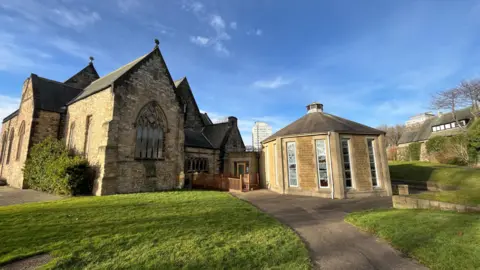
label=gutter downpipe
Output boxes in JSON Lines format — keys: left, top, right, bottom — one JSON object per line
{"left": 327, "top": 131, "right": 335, "bottom": 199}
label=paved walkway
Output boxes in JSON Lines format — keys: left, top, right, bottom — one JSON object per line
{"left": 233, "top": 190, "right": 427, "bottom": 270}
{"left": 0, "top": 186, "right": 63, "bottom": 206}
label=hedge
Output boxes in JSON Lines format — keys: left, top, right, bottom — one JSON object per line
{"left": 407, "top": 142, "right": 422, "bottom": 161}
{"left": 23, "top": 137, "right": 94, "bottom": 195}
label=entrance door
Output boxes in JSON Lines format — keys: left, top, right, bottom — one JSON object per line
{"left": 236, "top": 162, "right": 246, "bottom": 176}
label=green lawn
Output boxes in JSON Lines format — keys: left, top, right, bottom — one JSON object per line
{"left": 0, "top": 191, "right": 310, "bottom": 269}
{"left": 389, "top": 161, "right": 480, "bottom": 205}
{"left": 346, "top": 209, "right": 480, "bottom": 270}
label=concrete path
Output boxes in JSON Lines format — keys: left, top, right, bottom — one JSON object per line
{"left": 0, "top": 186, "right": 62, "bottom": 206}
{"left": 233, "top": 190, "right": 427, "bottom": 270}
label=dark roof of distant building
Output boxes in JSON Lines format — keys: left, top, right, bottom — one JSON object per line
{"left": 263, "top": 111, "right": 384, "bottom": 142}
{"left": 31, "top": 74, "right": 83, "bottom": 113}
{"left": 202, "top": 122, "right": 232, "bottom": 148}
{"left": 200, "top": 113, "right": 213, "bottom": 125}
{"left": 398, "top": 107, "right": 473, "bottom": 144}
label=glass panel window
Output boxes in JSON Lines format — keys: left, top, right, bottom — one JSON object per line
{"left": 341, "top": 138, "right": 353, "bottom": 188}
{"left": 440, "top": 125, "right": 445, "bottom": 130}
{"left": 315, "top": 140, "right": 329, "bottom": 188}
{"left": 451, "top": 122, "right": 456, "bottom": 127}
{"left": 445, "top": 123, "right": 451, "bottom": 129}
{"left": 367, "top": 139, "right": 378, "bottom": 187}
{"left": 274, "top": 143, "right": 278, "bottom": 186}
{"left": 286, "top": 142, "right": 298, "bottom": 187}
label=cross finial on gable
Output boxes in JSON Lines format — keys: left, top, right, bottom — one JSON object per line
{"left": 89, "top": 56, "right": 94, "bottom": 63}
{"left": 154, "top": 38, "right": 160, "bottom": 47}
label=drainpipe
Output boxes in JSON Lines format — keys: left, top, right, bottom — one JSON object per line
{"left": 327, "top": 132, "right": 335, "bottom": 199}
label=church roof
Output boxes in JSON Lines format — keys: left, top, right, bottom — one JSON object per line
{"left": 64, "top": 62, "right": 100, "bottom": 89}
{"left": 31, "top": 74, "right": 83, "bottom": 113}
{"left": 202, "top": 122, "right": 232, "bottom": 148}
{"left": 184, "top": 129, "right": 214, "bottom": 149}
{"left": 69, "top": 53, "right": 149, "bottom": 104}
{"left": 201, "top": 113, "right": 213, "bottom": 125}
{"left": 2, "top": 110, "right": 19, "bottom": 123}
{"left": 263, "top": 111, "right": 384, "bottom": 143}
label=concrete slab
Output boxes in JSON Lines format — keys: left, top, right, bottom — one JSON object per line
{"left": 0, "top": 186, "right": 63, "bottom": 206}
{"left": 233, "top": 190, "right": 427, "bottom": 270}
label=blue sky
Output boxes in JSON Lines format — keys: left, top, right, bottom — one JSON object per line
{"left": 2, "top": 0, "right": 480, "bottom": 145}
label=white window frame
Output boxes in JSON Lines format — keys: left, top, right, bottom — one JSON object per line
{"left": 286, "top": 141, "right": 298, "bottom": 187}
{"left": 445, "top": 123, "right": 451, "bottom": 129}
{"left": 315, "top": 139, "right": 329, "bottom": 189}
{"left": 341, "top": 137, "right": 354, "bottom": 189}
{"left": 274, "top": 143, "right": 278, "bottom": 186}
{"left": 366, "top": 138, "right": 380, "bottom": 188}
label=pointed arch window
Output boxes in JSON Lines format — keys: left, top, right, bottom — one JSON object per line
{"left": 16, "top": 121, "right": 25, "bottom": 160}
{"left": 6, "top": 128, "right": 14, "bottom": 164}
{"left": 68, "top": 122, "right": 75, "bottom": 149}
{"left": 0, "top": 132, "right": 7, "bottom": 163}
{"left": 135, "top": 101, "right": 166, "bottom": 160}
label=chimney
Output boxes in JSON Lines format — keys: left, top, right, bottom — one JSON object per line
{"left": 228, "top": 116, "right": 237, "bottom": 127}
{"left": 306, "top": 102, "right": 323, "bottom": 114}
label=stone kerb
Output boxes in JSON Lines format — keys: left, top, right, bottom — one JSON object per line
{"left": 392, "top": 195, "right": 480, "bottom": 213}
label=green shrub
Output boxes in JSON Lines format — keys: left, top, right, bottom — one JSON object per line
{"left": 426, "top": 136, "right": 447, "bottom": 154}
{"left": 407, "top": 142, "right": 422, "bottom": 161}
{"left": 23, "top": 137, "right": 93, "bottom": 195}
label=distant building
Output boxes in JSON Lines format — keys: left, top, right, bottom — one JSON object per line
{"left": 405, "top": 112, "right": 435, "bottom": 127}
{"left": 252, "top": 122, "right": 272, "bottom": 151}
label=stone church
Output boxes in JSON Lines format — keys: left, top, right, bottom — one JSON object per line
{"left": 0, "top": 41, "right": 245, "bottom": 195}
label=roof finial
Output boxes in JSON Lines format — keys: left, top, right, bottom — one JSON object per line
{"left": 154, "top": 38, "right": 160, "bottom": 47}
{"left": 89, "top": 56, "right": 94, "bottom": 63}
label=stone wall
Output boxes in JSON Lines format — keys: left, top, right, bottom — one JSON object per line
{"left": 176, "top": 81, "right": 204, "bottom": 129}
{"left": 66, "top": 88, "right": 114, "bottom": 195}
{"left": 108, "top": 51, "right": 184, "bottom": 195}
{"left": 30, "top": 111, "right": 61, "bottom": 145}
{"left": 0, "top": 77, "right": 35, "bottom": 188}
{"left": 64, "top": 64, "right": 99, "bottom": 89}
{"left": 223, "top": 119, "right": 246, "bottom": 153}
{"left": 393, "top": 195, "right": 480, "bottom": 212}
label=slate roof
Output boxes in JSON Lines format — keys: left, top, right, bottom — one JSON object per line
{"left": 201, "top": 113, "right": 213, "bottom": 125}
{"left": 69, "top": 53, "right": 149, "bottom": 104}
{"left": 263, "top": 111, "right": 384, "bottom": 142}
{"left": 2, "top": 110, "right": 19, "bottom": 123}
{"left": 31, "top": 75, "right": 83, "bottom": 113}
{"left": 64, "top": 62, "right": 100, "bottom": 89}
{"left": 202, "top": 123, "right": 231, "bottom": 148}
{"left": 184, "top": 129, "right": 214, "bottom": 149}
{"left": 398, "top": 107, "right": 474, "bottom": 144}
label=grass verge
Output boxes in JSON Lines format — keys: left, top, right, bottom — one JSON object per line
{"left": 0, "top": 191, "right": 310, "bottom": 269}
{"left": 346, "top": 209, "right": 480, "bottom": 270}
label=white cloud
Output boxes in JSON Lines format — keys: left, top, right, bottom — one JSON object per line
{"left": 0, "top": 31, "right": 43, "bottom": 71}
{"left": 52, "top": 8, "right": 100, "bottom": 29}
{"left": 247, "top": 29, "right": 263, "bottom": 36}
{"left": 210, "top": 15, "right": 226, "bottom": 30}
{"left": 182, "top": 1, "right": 205, "bottom": 14}
{"left": 1, "top": 1, "right": 101, "bottom": 30}
{"left": 213, "top": 42, "right": 229, "bottom": 56}
{"left": 117, "top": 0, "right": 139, "bottom": 13}
{"left": 48, "top": 37, "right": 105, "bottom": 60}
{"left": 190, "top": 36, "right": 210, "bottom": 46}
{"left": 0, "top": 95, "right": 20, "bottom": 125}
{"left": 253, "top": 76, "right": 291, "bottom": 89}
{"left": 150, "top": 22, "right": 175, "bottom": 36}
{"left": 230, "top": 22, "right": 237, "bottom": 30}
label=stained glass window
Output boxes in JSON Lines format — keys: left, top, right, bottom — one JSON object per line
{"left": 341, "top": 138, "right": 352, "bottom": 188}
{"left": 287, "top": 142, "right": 297, "bottom": 186}
{"left": 367, "top": 139, "right": 378, "bottom": 187}
{"left": 135, "top": 102, "right": 166, "bottom": 159}
{"left": 316, "top": 140, "right": 329, "bottom": 188}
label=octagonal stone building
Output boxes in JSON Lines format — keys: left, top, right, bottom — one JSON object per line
{"left": 261, "top": 102, "right": 392, "bottom": 199}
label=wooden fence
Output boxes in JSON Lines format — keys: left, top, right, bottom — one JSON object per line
{"left": 190, "top": 172, "right": 260, "bottom": 192}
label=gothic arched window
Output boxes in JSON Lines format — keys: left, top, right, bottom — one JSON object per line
{"left": 6, "top": 128, "right": 14, "bottom": 164}
{"left": 68, "top": 122, "right": 75, "bottom": 149}
{"left": 0, "top": 132, "right": 7, "bottom": 163}
{"left": 135, "top": 101, "right": 166, "bottom": 159}
{"left": 16, "top": 121, "right": 25, "bottom": 160}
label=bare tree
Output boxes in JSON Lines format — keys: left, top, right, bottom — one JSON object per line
{"left": 376, "top": 124, "right": 405, "bottom": 146}
{"left": 431, "top": 88, "right": 468, "bottom": 130}
{"left": 458, "top": 79, "right": 480, "bottom": 117}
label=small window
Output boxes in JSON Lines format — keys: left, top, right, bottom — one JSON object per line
{"left": 0, "top": 132, "right": 7, "bottom": 163}
{"left": 367, "top": 139, "right": 378, "bottom": 187}
{"left": 315, "top": 140, "right": 329, "bottom": 188}
{"left": 84, "top": 116, "right": 92, "bottom": 157}
{"left": 440, "top": 125, "right": 445, "bottom": 130}
{"left": 286, "top": 142, "right": 298, "bottom": 187}
{"left": 341, "top": 138, "right": 353, "bottom": 188}
{"left": 68, "top": 122, "right": 75, "bottom": 149}
{"left": 451, "top": 122, "right": 456, "bottom": 127}
{"left": 16, "top": 121, "right": 25, "bottom": 160}
{"left": 274, "top": 143, "right": 278, "bottom": 186}
{"left": 445, "top": 123, "right": 451, "bottom": 129}
{"left": 6, "top": 128, "right": 14, "bottom": 164}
